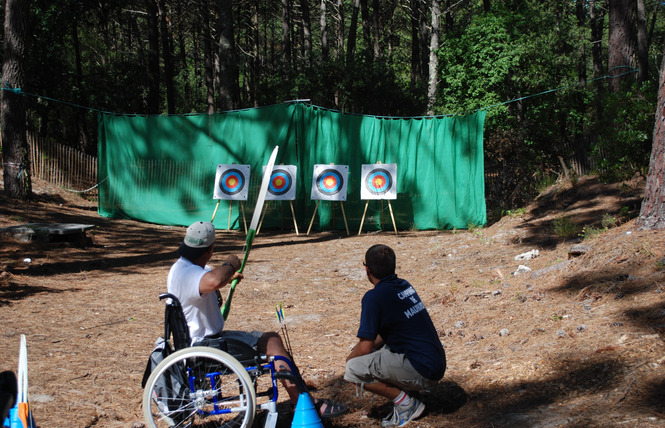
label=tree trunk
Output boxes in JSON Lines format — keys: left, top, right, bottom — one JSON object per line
{"left": 300, "top": 0, "right": 312, "bottom": 63}
{"left": 608, "top": 0, "right": 636, "bottom": 92}
{"left": 410, "top": 0, "right": 423, "bottom": 86}
{"left": 636, "top": 0, "right": 647, "bottom": 83}
{"left": 371, "top": 0, "right": 381, "bottom": 59}
{"left": 216, "top": 0, "right": 239, "bottom": 111}
{"left": 202, "top": 0, "right": 215, "bottom": 114}
{"left": 176, "top": 9, "right": 191, "bottom": 105}
{"left": 158, "top": 0, "right": 175, "bottom": 114}
{"left": 576, "top": 0, "right": 587, "bottom": 87}
{"left": 71, "top": 13, "right": 89, "bottom": 152}
{"left": 572, "top": 0, "right": 590, "bottom": 175}
{"left": 427, "top": 0, "right": 441, "bottom": 115}
{"left": 444, "top": 0, "right": 454, "bottom": 32}
{"left": 281, "top": 0, "right": 292, "bottom": 67}
{"left": 346, "top": 0, "right": 359, "bottom": 65}
{"left": 1, "top": 0, "right": 31, "bottom": 199}
{"left": 590, "top": 0, "right": 605, "bottom": 78}
{"left": 320, "top": 0, "right": 329, "bottom": 61}
{"left": 336, "top": 0, "right": 345, "bottom": 61}
{"left": 251, "top": 0, "right": 260, "bottom": 106}
{"left": 637, "top": 45, "right": 665, "bottom": 230}
{"left": 359, "top": 0, "right": 372, "bottom": 61}
{"left": 145, "top": 0, "right": 161, "bottom": 113}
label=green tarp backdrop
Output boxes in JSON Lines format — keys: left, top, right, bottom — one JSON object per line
{"left": 98, "top": 103, "right": 486, "bottom": 231}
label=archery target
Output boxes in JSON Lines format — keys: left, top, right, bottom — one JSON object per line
{"left": 214, "top": 164, "right": 250, "bottom": 200}
{"left": 361, "top": 163, "right": 397, "bottom": 200}
{"left": 264, "top": 165, "right": 297, "bottom": 200}
{"left": 311, "top": 164, "right": 348, "bottom": 201}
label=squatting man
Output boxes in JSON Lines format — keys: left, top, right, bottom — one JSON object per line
{"left": 345, "top": 244, "right": 446, "bottom": 427}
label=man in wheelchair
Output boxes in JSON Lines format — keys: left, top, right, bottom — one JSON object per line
{"left": 166, "top": 221, "right": 348, "bottom": 420}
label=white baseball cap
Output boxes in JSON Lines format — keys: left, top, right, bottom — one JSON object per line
{"left": 182, "top": 221, "right": 216, "bottom": 248}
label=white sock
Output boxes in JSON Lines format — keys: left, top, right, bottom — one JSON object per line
{"left": 393, "top": 391, "right": 411, "bottom": 407}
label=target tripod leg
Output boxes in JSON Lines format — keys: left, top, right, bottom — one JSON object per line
{"left": 380, "top": 200, "right": 385, "bottom": 230}
{"left": 241, "top": 202, "right": 247, "bottom": 234}
{"left": 358, "top": 200, "right": 369, "bottom": 235}
{"left": 289, "top": 200, "right": 300, "bottom": 235}
{"left": 227, "top": 201, "right": 233, "bottom": 230}
{"left": 306, "top": 200, "right": 320, "bottom": 235}
{"left": 211, "top": 199, "right": 221, "bottom": 222}
{"left": 340, "top": 202, "right": 350, "bottom": 236}
{"left": 388, "top": 200, "right": 398, "bottom": 234}
{"left": 257, "top": 202, "right": 269, "bottom": 235}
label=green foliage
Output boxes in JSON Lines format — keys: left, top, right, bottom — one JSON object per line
{"left": 579, "top": 225, "right": 605, "bottom": 240}
{"left": 553, "top": 216, "right": 578, "bottom": 239}
{"left": 503, "top": 208, "right": 527, "bottom": 217}
{"left": 536, "top": 175, "right": 558, "bottom": 193}
{"left": 549, "top": 313, "right": 564, "bottom": 321}
{"left": 591, "top": 83, "right": 656, "bottom": 181}
{"left": 601, "top": 213, "right": 618, "bottom": 229}
{"left": 655, "top": 259, "right": 665, "bottom": 271}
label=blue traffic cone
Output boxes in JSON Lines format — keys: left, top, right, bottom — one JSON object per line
{"left": 291, "top": 392, "right": 323, "bottom": 428}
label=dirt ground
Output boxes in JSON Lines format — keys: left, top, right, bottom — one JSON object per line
{"left": 1, "top": 173, "right": 665, "bottom": 428}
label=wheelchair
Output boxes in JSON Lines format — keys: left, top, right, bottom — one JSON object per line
{"left": 142, "top": 293, "right": 303, "bottom": 428}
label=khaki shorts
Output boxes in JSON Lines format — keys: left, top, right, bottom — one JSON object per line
{"left": 344, "top": 347, "right": 438, "bottom": 391}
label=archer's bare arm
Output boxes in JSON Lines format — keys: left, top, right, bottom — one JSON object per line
{"left": 199, "top": 255, "right": 243, "bottom": 295}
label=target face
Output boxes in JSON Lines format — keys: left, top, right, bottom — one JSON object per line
{"left": 361, "top": 163, "right": 397, "bottom": 200}
{"left": 311, "top": 164, "right": 348, "bottom": 201}
{"left": 214, "top": 164, "right": 250, "bottom": 200}
{"left": 264, "top": 165, "right": 297, "bottom": 200}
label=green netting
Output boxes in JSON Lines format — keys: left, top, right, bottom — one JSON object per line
{"left": 98, "top": 103, "right": 486, "bottom": 231}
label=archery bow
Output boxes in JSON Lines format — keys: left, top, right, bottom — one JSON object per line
{"left": 221, "top": 146, "right": 279, "bottom": 320}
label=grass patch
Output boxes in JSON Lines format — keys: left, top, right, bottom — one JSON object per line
{"left": 553, "top": 216, "right": 578, "bottom": 239}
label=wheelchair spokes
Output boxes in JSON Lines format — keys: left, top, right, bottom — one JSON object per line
{"left": 143, "top": 347, "right": 256, "bottom": 428}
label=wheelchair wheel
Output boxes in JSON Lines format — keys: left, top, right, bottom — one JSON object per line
{"left": 143, "top": 346, "right": 256, "bottom": 428}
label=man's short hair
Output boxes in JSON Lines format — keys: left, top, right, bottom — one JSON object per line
{"left": 177, "top": 243, "right": 212, "bottom": 261}
{"left": 365, "top": 244, "right": 396, "bottom": 280}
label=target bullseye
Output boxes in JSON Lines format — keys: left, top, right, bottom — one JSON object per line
{"left": 311, "top": 165, "right": 348, "bottom": 201}
{"left": 265, "top": 165, "right": 297, "bottom": 200}
{"left": 317, "top": 169, "right": 344, "bottom": 195}
{"left": 220, "top": 169, "right": 245, "bottom": 195}
{"left": 366, "top": 168, "right": 392, "bottom": 195}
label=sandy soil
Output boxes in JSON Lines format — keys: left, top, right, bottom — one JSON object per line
{"left": 1, "top": 174, "right": 664, "bottom": 428}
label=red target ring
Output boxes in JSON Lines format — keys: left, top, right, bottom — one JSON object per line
{"left": 268, "top": 168, "right": 292, "bottom": 196}
{"left": 316, "top": 169, "right": 344, "bottom": 196}
{"left": 219, "top": 168, "right": 246, "bottom": 195}
{"left": 365, "top": 168, "right": 393, "bottom": 195}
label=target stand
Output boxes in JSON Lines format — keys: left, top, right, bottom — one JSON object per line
{"left": 307, "top": 164, "right": 350, "bottom": 235}
{"left": 358, "top": 162, "right": 398, "bottom": 235}
{"left": 306, "top": 200, "right": 349, "bottom": 236}
{"left": 212, "top": 164, "right": 250, "bottom": 233}
{"left": 257, "top": 200, "right": 300, "bottom": 235}
{"left": 211, "top": 199, "right": 247, "bottom": 233}
{"left": 358, "top": 199, "right": 398, "bottom": 235}
{"left": 256, "top": 165, "right": 299, "bottom": 235}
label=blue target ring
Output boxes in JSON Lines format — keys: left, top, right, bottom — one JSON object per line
{"left": 219, "top": 168, "right": 246, "bottom": 195}
{"left": 365, "top": 168, "right": 392, "bottom": 195}
{"left": 268, "top": 169, "right": 292, "bottom": 196}
{"left": 316, "top": 169, "right": 344, "bottom": 195}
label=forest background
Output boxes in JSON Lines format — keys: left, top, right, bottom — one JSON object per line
{"left": 1, "top": 0, "right": 663, "bottom": 218}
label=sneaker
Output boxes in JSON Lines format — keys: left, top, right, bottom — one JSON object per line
{"left": 381, "top": 397, "right": 425, "bottom": 427}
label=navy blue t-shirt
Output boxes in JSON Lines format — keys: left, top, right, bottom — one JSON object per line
{"left": 357, "top": 275, "right": 446, "bottom": 380}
